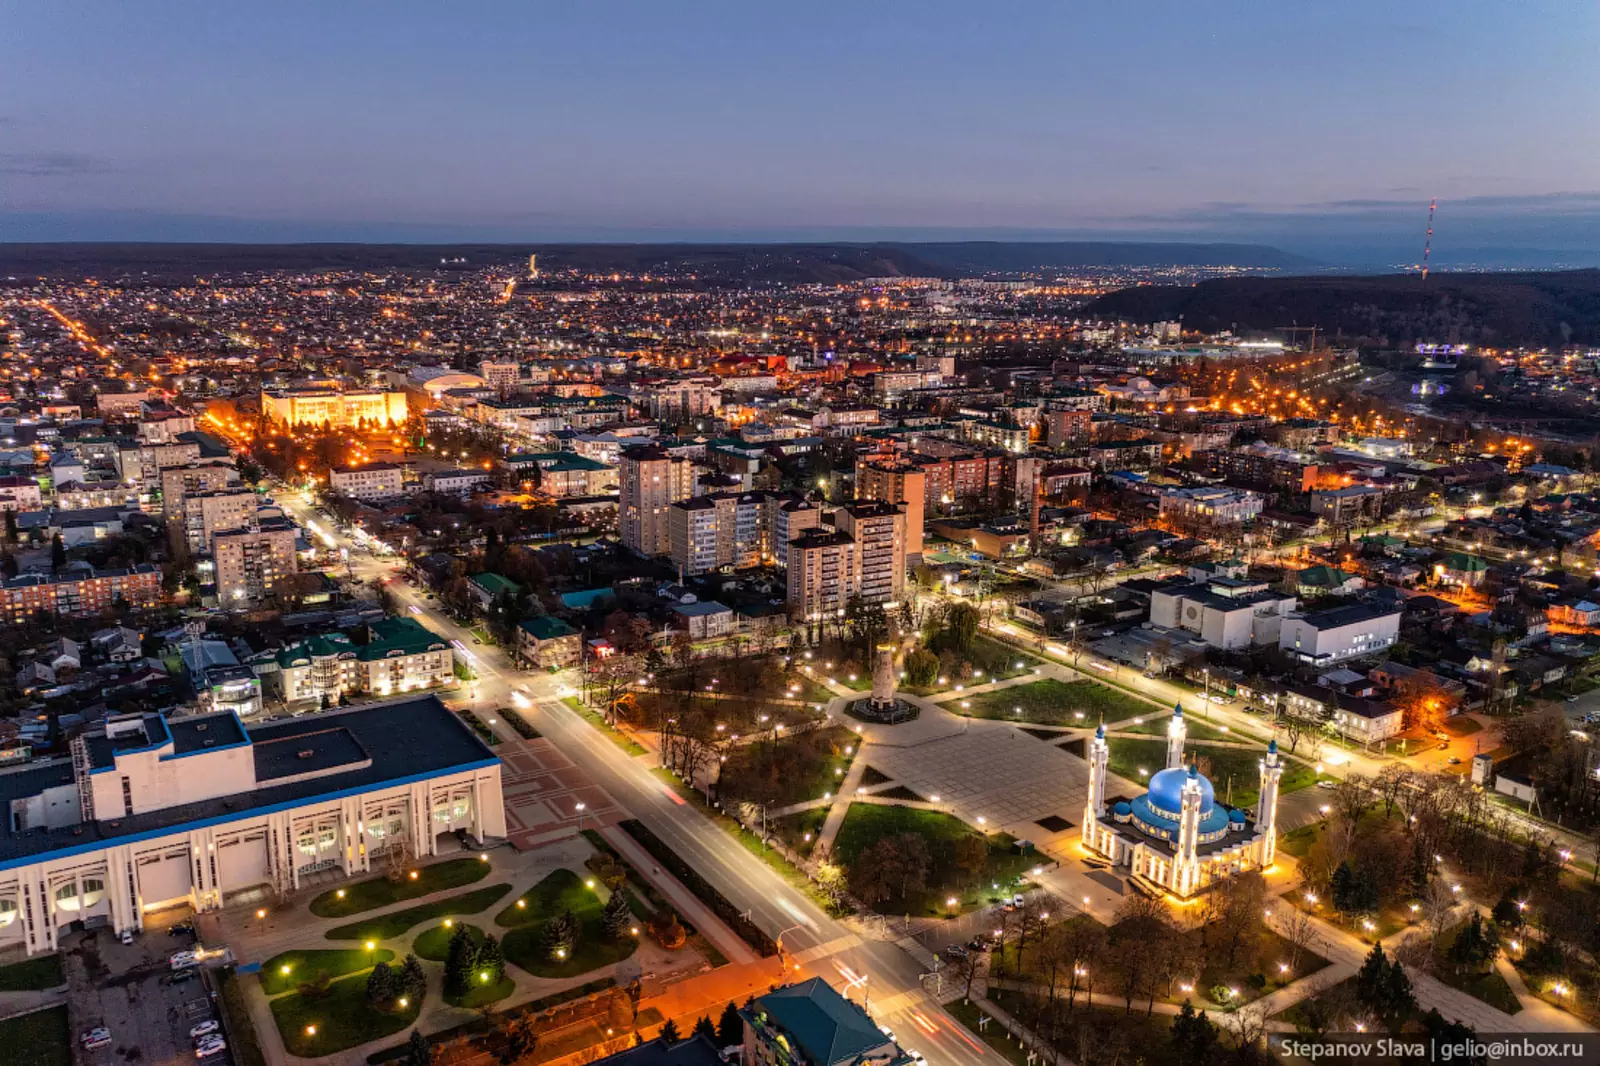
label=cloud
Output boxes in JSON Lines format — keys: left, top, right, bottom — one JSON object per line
{"left": 0, "top": 150, "right": 111, "bottom": 176}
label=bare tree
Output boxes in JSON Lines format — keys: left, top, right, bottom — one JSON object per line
{"left": 1281, "top": 907, "right": 1324, "bottom": 970}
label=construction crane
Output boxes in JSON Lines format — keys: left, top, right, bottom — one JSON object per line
{"left": 1421, "top": 198, "right": 1437, "bottom": 279}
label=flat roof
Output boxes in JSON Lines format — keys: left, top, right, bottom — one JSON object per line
{"left": 0, "top": 695, "right": 496, "bottom": 870}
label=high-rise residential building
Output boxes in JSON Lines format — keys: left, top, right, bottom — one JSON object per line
{"left": 478, "top": 360, "right": 522, "bottom": 391}
{"left": 213, "top": 523, "right": 298, "bottom": 605}
{"left": 855, "top": 458, "right": 924, "bottom": 563}
{"left": 619, "top": 444, "right": 695, "bottom": 556}
{"left": 160, "top": 462, "right": 240, "bottom": 519}
{"left": 183, "top": 489, "right": 258, "bottom": 553}
{"left": 0, "top": 565, "right": 161, "bottom": 623}
{"left": 836, "top": 501, "right": 907, "bottom": 607}
{"left": 787, "top": 530, "right": 857, "bottom": 622}
{"left": 666, "top": 490, "right": 811, "bottom": 576}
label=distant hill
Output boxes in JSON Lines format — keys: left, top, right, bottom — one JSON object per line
{"left": 0, "top": 239, "right": 1306, "bottom": 284}
{"left": 1084, "top": 269, "right": 1600, "bottom": 348}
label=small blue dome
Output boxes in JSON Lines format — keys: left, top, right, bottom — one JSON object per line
{"left": 1267, "top": 738, "right": 1278, "bottom": 755}
{"left": 1228, "top": 808, "right": 1247, "bottom": 823}
{"left": 1172, "top": 703, "right": 1183, "bottom": 718}
{"left": 1114, "top": 800, "right": 1132, "bottom": 815}
{"left": 1095, "top": 722, "right": 1105, "bottom": 739}
{"left": 1146, "top": 765, "right": 1215, "bottom": 817}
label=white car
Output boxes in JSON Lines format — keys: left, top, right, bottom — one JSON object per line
{"left": 189, "top": 1021, "right": 220, "bottom": 1039}
{"left": 170, "top": 951, "right": 198, "bottom": 969}
{"left": 195, "top": 1037, "right": 227, "bottom": 1058}
{"left": 81, "top": 1027, "right": 112, "bottom": 1049}
{"left": 119, "top": 930, "right": 134, "bottom": 946}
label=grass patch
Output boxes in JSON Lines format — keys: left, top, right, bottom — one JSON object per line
{"left": 989, "top": 990, "right": 1174, "bottom": 1065}
{"left": 0, "top": 1006, "right": 70, "bottom": 1066}
{"left": 457, "top": 709, "right": 501, "bottom": 746}
{"left": 949, "top": 678, "right": 1153, "bottom": 726}
{"left": 1445, "top": 716, "right": 1484, "bottom": 737}
{"left": 1121, "top": 717, "right": 1233, "bottom": 742}
{"left": 944, "top": 997, "right": 1030, "bottom": 1066}
{"left": 832, "top": 804, "right": 1033, "bottom": 915}
{"left": 495, "top": 868, "right": 598, "bottom": 928}
{"left": 1101, "top": 739, "right": 1313, "bottom": 809}
{"left": 502, "top": 706, "right": 541, "bottom": 739}
{"left": 1279, "top": 824, "right": 1319, "bottom": 859}
{"left": 326, "top": 885, "right": 511, "bottom": 942}
{"left": 309, "top": 856, "right": 493, "bottom": 918}
{"left": 448, "top": 973, "right": 516, "bottom": 1009}
{"left": 500, "top": 881, "right": 640, "bottom": 980}
{"left": 413, "top": 922, "right": 485, "bottom": 961}
{"left": 1433, "top": 922, "right": 1522, "bottom": 1014}
{"left": 270, "top": 972, "right": 422, "bottom": 1057}
{"left": 0, "top": 953, "right": 63, "bottom": 991}
{"left": 217, "top": 968, "right": 269, "bottom": 1066}
{"left": 718, "top": 725, "right": 855, "bottom": 808}
{"left": 860, "top": 765, "right": 891, "bottom": 787}
{"left": 260, "top": 948, "right": 396, "bottom": 995}
{"left": 562, "top": 696, "right": 648, "bottom": 756}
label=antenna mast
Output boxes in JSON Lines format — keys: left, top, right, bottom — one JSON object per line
{"left": 1421, "top": 198, "right": 1437, "bottom": 279}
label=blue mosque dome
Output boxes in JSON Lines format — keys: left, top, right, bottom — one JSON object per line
{"left": 1113, "top": 800, "right": 1132, "bottom": 816}
{"left": 1172, "top": 703, "right": 1183, "bottom": 718}
{"left": 1095, "top": 722, "right": 1105, "bottom": 739}
{"left": 1228, "top": 808, "right": 1247, "bottom": 824}
{"left": 1146, "top": 765, "right": 1214, "bottom": 817}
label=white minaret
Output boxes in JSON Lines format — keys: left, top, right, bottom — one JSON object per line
{"left": 1258, "top": 739, "right": 1285, "bottom": 865}
{"left": 1173, "top": 764, "right": 1204, "bottom": 897}
{"left": 1084, "top": 722, "right": 1110, "bottom": 843}
{"left": 1166, "top": 703, "right": 1187, "bottom": 770}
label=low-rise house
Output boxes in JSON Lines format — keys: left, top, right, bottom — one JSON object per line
{"left": 1435, "top": 552, "right": 1490, "bottom": 588}
{"left": 670, "top": 600, "right": 734, "bottom": 641}
{"left": 468, "top": 573, "right": 522, "bottom": 612}
{"left": 516, "top": 616, "right": 581, "bottom": 670}
{"left": 91, "top": 625, "right": 143, "bottom": 663}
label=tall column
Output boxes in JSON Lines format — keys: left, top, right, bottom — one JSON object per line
{"left": 1166, "top": 704, "right": 1187, "bottom": 770}
{"left": 1258, "top": 740, "right": 1285, "bottom": 865}
{"left": 1174, "top": 766, "right": 1203, "bottom": 896}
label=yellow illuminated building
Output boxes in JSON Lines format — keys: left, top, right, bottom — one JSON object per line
{"left": 261, "top": 389, "right": 407, "bottom": 428}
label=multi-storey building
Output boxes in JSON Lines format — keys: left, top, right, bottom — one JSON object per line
{"left": 1046, "top": 407, "right": 1093, "bottom": 447}
{"left": 260, "top": 388, "right": 408, "bottom": 428}
{"left": 139, "top": 442, "right": 204, "bottom": 488}
{"left": 0, "top": 476, "right": 43, "bottom": 513}
{"left": 836, "top": 501, "right": 907, "bottom": 607}
{"left": 739, "top": 979, "right": 915, "bottom": 1066}
{"left": 1202, "top": 443, "right": 1322, "bottom": 493}
{"left": 510, "top": 453, "right": 618, "bottom": 498}
{"left": 787, "top": 530, "right": 857, "bottom": 622}
{"left": 620, "top": 444, "right": 695, "bottom": 557}
{"left": 256, "top": 617, "right": 454, "bottom": 705}
{"left": 666, "top": 491, "right": 787, "bottom": 575}
{"left": 772, "top": 497, "right": 822, "bottom": 569}
{"left": 183, "top": 489, "right": 257, "bottom": 552}
{"left": 630, "top": 378, "right": 722, "bottom": 423}
{"left": 159, "top": 462, "right": 239, "bottom": 520}
{"left": 329, "top": 463, "right": 405, "bottom": 501}
{"left": 0, "top": 565, "right": 162, "bottom": 622}
{"left": 0, "top": 697, "right": 503, "bottom": 956}
{"left": 1279, "top": 603, "right": 1403, "bottom": 665}
{"left": 1158, "top": 486, "right": 1264, "bottom": 525}
{"left": 855, "top": 459, "right": 925, "bottom": 562}
{"left": 213, "top": 524, "right": 298, "bottom": 605}
{"left": 478, "top": 360, "right": 522, "bottom": 391}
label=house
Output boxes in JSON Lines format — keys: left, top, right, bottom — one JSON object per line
{"left": 42, "top": 637, "right": 82, "bottom": 673}
{"left": 1293, "top": 566, "right": 1364, "bottom": 598}
{"left": 739, "top": 979, "right": 915, "bottom": 1066}
{"left": 670, "top": 600, "right": 734, "bottom": 641}
{"left": 1436, "top": 552, "right": 1490, "bottom": 588}
{"left": 516, "top": 616, "right": 581, "bottom": 670}
{"left": 1548, "top": 599, "right": 1600, "bottom": 628}
{"left": 1279, "top": 602, "right": 1402, "bottom": 664}
{"left": 468, "top": 573, "right": 523, "bottom": 612}
{"left": 91, "top": 625, "right": 143, "bottom": 663}
{"left": 15, "top": 661, "right": 56, "bottom": 695}
{"left": 424, "top": 469, "right": 491, "bottom": 494}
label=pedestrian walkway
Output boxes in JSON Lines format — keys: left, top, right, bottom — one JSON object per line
{"left": 812, "top": 745, "right": 872, "bottom": 854}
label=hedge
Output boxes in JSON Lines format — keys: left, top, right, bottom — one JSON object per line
{"left": 615, "top": 819, "right": 777, "bottom": 957}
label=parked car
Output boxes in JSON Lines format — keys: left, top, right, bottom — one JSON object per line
{"left": 1316, "top": 780, "right": 1336, "bottom": 790}
{"left": 170, "top": 967, "right": 198, "bottom": 984}
{"left": 1566, "top": 695, "right": 1579, "bottom": 703}
{"left": 81, "top": 1027, "right": 112, "bottom": 1050}
{"left": 119, "top": 930, "right": 134, "bottom": 946}
{"left": 195, "top": 1036, "right": 227, "bottom": 1059}
{"left": 189, "top": 1021, "right": 220, "bottom": 1040}
{"left": 169, "top": 951, "right": 198, "bottom": 969}
{"left": 1447, "top": 757, "right": 1462, "bottom": 765}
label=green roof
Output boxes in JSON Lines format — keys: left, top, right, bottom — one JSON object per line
{"left": 358, "top": 616, "right": 450, "bottom": 661}
{"left": 742, "top": 978, "right": 900, "bottom": 1066}
{"left": 276, "top": 633, "right": 353, "bottom": 668}
{"left": 519, "top": 616, "right": 577, "bottom": 641}
{"left": 1443, "top": 552, "right": 1489, "bottom": 572}
{"left": 469, "top": 572, "right": 523, "bottom": 597}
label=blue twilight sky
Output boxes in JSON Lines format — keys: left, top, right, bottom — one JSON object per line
{"left": 4, "top": 1, "right": 1599, "bottom": 264}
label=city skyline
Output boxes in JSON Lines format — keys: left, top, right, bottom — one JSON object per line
{"left": 5, "top": 2, "right": 1600, "bottom": 264}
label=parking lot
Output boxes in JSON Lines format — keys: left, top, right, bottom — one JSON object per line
{"left": 65, "top": 909, "right": 234, "bottom": 1066}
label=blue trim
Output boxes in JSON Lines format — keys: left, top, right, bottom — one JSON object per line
{"left": 0, "top": 756, "right": 501, "bottom": 874}
{"left": 160, "top": 739, "right": 253, "bottom": 762}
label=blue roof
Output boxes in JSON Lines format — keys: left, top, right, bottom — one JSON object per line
{"left": 559, "top": 588, "right": 616, "bottom": 610}
{"left": 1146, "top": 765, "right": 1214, "bottom": 818}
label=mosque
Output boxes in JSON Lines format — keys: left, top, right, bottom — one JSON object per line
{"left": 1081, "top": 704, "right": 1282, "bottom": 899}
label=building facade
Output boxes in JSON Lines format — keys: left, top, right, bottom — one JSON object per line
{"left": 329, "top": 464, "right": 405, "bottom": 501}
{"left": 213, "top": 524, "right": 299, "bottom": 605}
{"left": 620, "top": 445, "right": 696, "bottom": 557}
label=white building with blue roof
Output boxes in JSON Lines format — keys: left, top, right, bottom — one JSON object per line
{"left": 0, "top": 695, "right": 503, "bottom": 956}
{"left": 1082, "top": 704, "right": 1282, "bottom": 898}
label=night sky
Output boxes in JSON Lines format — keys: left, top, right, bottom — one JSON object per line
{"left": 5, "top": 2, "right": 1598, "bottom": 264}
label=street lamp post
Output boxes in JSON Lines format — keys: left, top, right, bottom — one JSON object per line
{"left": 575, "top": 802, "right": 586, "bottom": 832}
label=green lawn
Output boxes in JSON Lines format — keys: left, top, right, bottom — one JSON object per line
{"left": 308, "top": 856, "right": 493, "bottom": 918}
{"left": 1121, "top": 717, "right": 1233, "bottom": 742}
{"left": 947, "top": 678, "right": 1154, "bottom": 726}
{"left": 495, "top": 868, "right": 598, "bottom": 928}
{"left": 988, "top": 990, "right": 1173, "bottom": 1065}
{"left": 831, "top": 804, "right": 1034, "bottom": 915}
{"left": 1434, "top": 922, "right": 1522, "bottom": 1015}
{"left": 562, "top": 696, "right": 649, "bottom": 756}
{"left": 0, "top": 1006, "right": 69, "bottom": 1066}
{"left": 718, "top": 725, "right": 855, "bottom": 808}
{"left": 325, "top": 884, "right": 511, "bottom": 942}
{"left": 0, "top": 953, "right": 64, "bottom": 991}
{"left": 498, "top": 872, "right": 641, "bottom": 979}
{"left": 1101, "top": 738, "right": 1314, "bottom": 810}
{"left": 447, "top": 972, "right": 516, "bottom": 1009}
{"left": 413, "top": 921, "right": 485, "bottom": 961}
{"left": 269, "top": 972, "right": 422, "bottom": 1057}
{"left": 260, "top": 948, "right": 395, "bottom": 995}
{"left": 944, "top": 998, "right": 1030, "bottom": 1066}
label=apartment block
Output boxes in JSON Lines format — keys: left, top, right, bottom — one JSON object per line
{"left": 160, "top": 462, "right": 240, "bottom": 519}
{"left": 787, "top": 530, "right": 858, "bottom": 622}
{"left": 855, "top": 458, "right": 925, "bottom": 562}
{"left": 836, "top": 500, "right": 907, "bottom": 607}
{"left": 620, "top": 444, "right": 696, "bottom": 556}
{"left": 329, "top": 463, "right": 405, "bottom": 501}
{"left": 0, "top": 564, "right": 161, "bottom": 622}
{"left": 213, "top": 523, "right": 298, "bottom": 605}
{"left": 183, "top": 489, "right": 258, "bottom": 552}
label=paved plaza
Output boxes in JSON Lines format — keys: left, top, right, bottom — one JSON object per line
{"left": 499, "top": 737, "right": 626, "bottom": 849}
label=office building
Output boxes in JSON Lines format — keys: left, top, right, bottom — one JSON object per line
{"left": 260, "top": 388, "right": 407, "bottom": 428}
{"left": 0, "top": 696, "right": 503, "bottom": 956}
